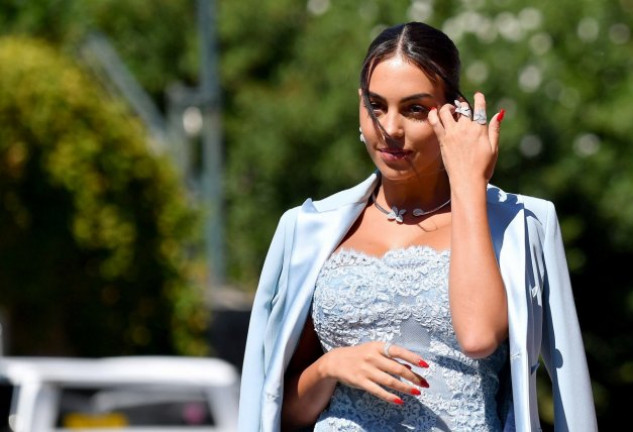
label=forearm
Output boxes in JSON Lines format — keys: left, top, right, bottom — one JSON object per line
{"left": 282, "top": 353, "right": 338, "bottom": 429}
{"left": 449, "top": 180, "right": 508, "bottom": 358}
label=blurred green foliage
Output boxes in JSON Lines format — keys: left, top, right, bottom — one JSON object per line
{"left": 1, "top": 0, "right": 632, "bottom": 428}
{"left": 0, "top": 37, "right": 207, "bottom": 356}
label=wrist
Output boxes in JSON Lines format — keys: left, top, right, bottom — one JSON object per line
{"left": 316, "top": 349, "right": 334, "bottom": 380}
{"left": 450, "top": 179, "right": 488, "bottom": 203}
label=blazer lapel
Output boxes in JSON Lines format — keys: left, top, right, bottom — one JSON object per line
{"left": 261, "top": 174, "right": 378, "bottom": 429}
{"left": 281, "top": 173, "right": 379, "bottom": 360}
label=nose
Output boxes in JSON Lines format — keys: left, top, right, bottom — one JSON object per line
{"left": 381, "top": 111, "right": 404, "bottom": 139}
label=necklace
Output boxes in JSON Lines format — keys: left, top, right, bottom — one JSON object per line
{"left": 371, "top": 191, "right": 451, "bottom": 223}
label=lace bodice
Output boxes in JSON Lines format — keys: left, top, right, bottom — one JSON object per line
{"left": 311, "top": 247, "right": 509, "bottom": 431}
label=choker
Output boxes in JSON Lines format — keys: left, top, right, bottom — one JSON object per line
{"left": 371, "top": 191, "right": 451, "bottom": 223}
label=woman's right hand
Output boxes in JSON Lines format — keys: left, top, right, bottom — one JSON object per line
{"left": 321, "top": 341, "right": 429, "bottom": 405}
{"left": 283, "top": 320, "right": 431, "bottom": 428}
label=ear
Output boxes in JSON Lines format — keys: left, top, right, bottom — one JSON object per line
{"left": 358, "top": 88, "right": 363, "bottom": 99}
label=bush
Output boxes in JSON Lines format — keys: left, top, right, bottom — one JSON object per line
{"left": 0, "top": 36, "right": 208, "bottom": 356}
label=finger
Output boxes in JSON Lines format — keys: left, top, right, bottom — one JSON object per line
{"left": 377, "top": 343, "right": 430, "bottom": 387}
{"left": 362, "top": 379, "right": 408, "bottom": 405}
{"left": 380, "top": 357, "right": 430, "bottom": 390}
{"left": 383, "top": 343, "right": 430, "bottom": 371}
{"left": 472, "top": 92, "right": 487, "bottom": 128}
{"left": 427, "top": 106, "right": 447, "bottom": 142}
{"left": 400, "top": 363, "right": 430, "bottom": 388}
{"left": 377, "top": 367, "right": 422, "bottom": 394}
{"left": 438, "top": 101, "right": 459, "bottom": 125}
{"left": 488, "top": 108, "right": 505, "bottom": 155}
{"left": 357, "top": 367, "right": 425, "bottom": 405}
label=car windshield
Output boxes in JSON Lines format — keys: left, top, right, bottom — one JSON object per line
{"left": 55, "top": 385, "right": 215, "bottom": 428}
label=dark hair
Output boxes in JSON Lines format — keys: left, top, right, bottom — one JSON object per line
{"left": 360, "top": 22, "right": 467, "bottom": 134}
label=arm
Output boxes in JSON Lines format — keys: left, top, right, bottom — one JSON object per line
{"left": 281, "top": 317, "right": 336, "bottom": 429}
{"left": 429, "top": 92, "right": 508, "bottom": 358}
{"left": 449, "top": 177, "right": 508, "bottom": 358}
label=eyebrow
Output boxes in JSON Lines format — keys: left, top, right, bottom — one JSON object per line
{"left": 368, "top": 91, "right": 435, "bottom": 103}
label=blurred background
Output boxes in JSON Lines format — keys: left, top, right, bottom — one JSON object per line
{"left": 0, "top": 0, "right": 631, "bottom": 429}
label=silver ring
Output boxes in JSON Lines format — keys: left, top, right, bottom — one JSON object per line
{"left": 454, "top": 100, "right": 472, "bottom": 118}
{"left": 383, "top": 342, "right": 393, "bottom": 358}
{"left": 473, "top": 109, "right": 487, "bottom": 125}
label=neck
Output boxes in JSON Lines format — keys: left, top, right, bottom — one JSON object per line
{"left": 372, "top": 189, "right": 450, "bottom": 223}
{"left": 371, "top": 173, "right": 451, "bottom": 224}
{"left": 378, "top": 172, "right": 451, "bottom": 209}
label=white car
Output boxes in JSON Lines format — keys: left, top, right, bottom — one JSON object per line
{"left": 0, "top": 356, "right": 239, "bottom": 432}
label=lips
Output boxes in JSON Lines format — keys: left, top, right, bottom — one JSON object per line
{"left": 378, "top": 148, "right": 412, "bottom": 160}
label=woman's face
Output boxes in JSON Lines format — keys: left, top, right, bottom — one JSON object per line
{"left": 359, "top": 55, "right": 446, "bottom": 183}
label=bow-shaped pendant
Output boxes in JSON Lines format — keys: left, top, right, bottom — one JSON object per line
{"left": 387, "top": 207, "right": 406, "bottom": 223}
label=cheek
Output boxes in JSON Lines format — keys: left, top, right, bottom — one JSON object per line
{"left": 359, "top": 115, "right": 378, "bottom": 140}
{"left": 408, "top": 122, "right": 437, "bottom": 143}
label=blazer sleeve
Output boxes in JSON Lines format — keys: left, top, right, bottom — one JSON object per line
{"left": 238, "top": 209, "right": 297, "bottom": 432}
{"left": 540, "top": 201, "right": 598, "bottom": 431}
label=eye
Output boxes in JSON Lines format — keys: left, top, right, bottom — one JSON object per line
{"left": 405, "top": 104, "right": 430, "bottom": 120}
{"left": 369, "top": 99, "right": 385, "bottom": 115}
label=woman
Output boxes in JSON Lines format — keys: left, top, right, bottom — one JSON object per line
{"left": 238, "top": 22, "right": 597, "bottom": 431}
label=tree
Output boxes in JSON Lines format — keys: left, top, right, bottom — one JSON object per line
{"left": 0, "top": 36, "right": 207, "bottom": 356}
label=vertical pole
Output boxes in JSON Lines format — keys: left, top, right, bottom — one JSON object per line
{"left": 197, "top": 0, "right": 225, "bottom": 286}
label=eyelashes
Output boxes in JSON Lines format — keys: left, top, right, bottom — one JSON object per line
{"left": 407, "top": 105, "right": 430, "bottom": 121}
{"left": 369, "top": 101, "right": 430, "bottom": 121}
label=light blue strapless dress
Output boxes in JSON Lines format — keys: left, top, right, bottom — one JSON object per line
{"left": 311, "top": 246, "right": 510, "bottom": 432}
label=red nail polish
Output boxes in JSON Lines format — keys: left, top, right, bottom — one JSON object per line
{"left": 394, "top": 397, "right": 404, "bottom": 405}
{"left": 430, "top": 106, "right": 436, "bottom": 110}
{"left": 418, "top": 359, "right": 429, "bottom": 368}
{"left": 420, "top": 378, "right": 430, "bottom": 388}
{"left": 498, "top": 109, "right": 506, "bottom": 122}
{"left": 410, "top": 388, "right": 421, "bottom": 396}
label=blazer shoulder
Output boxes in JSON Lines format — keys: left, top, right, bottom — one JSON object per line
{"left": 310, "top": 172, "right": 379, "bottom": 212}
{"left": 517, "top": 194, "right": 557, "bottom": 223}
{"left": 487, "top": 184, "right": 555, "bottom": 213}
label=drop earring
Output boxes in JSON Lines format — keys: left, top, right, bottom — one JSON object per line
{"left": 359, "top": 127, "right": 366, "bottom": 143}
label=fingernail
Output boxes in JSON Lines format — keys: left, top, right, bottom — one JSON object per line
{"left": 420, "top": 378, "right": 430, "bottom": 388}
{"left": 410, "top": 388, "right": 421, "bottom": 396}
{"left": 404, "top": 364, "right": 412, "bottom": 370}
{"left": 430, "top": 106, "right": 436, "bottom": 111}
{"left": 498, "top": 109, "right": 506, "bottom": 122}
{"left": 418, "top": 359, "right": 429, "bottom": 368}
{"left": 394, "top": 397, "right": 404, "bottom": 405}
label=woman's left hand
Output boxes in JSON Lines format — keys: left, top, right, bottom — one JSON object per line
{"left": 427, "top": 92, "right": 503, "bottom": 186}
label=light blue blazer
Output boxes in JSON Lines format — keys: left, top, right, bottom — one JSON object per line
{"left": 238, "top": 172, "right": 597, "bottom": 432}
